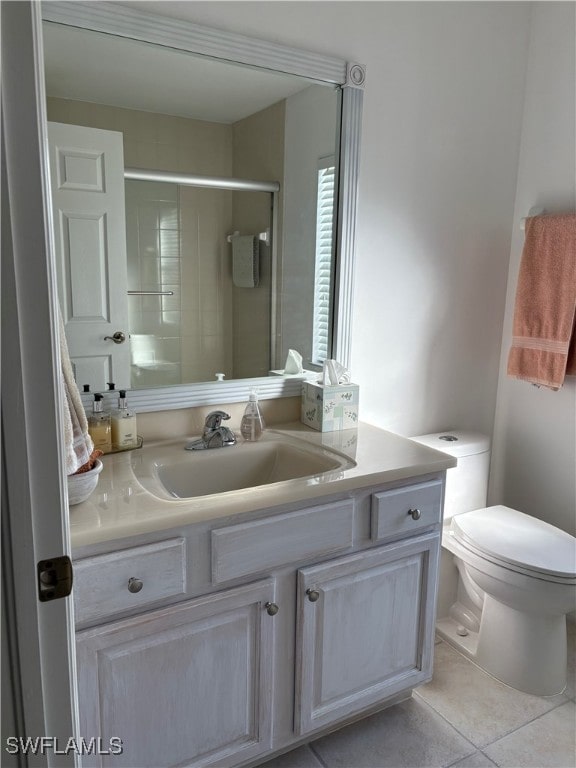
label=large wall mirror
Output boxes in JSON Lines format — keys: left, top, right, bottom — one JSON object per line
{"left": 42, "top": 2, "right": 364, "bottom": 411}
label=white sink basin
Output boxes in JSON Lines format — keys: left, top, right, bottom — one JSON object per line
{"left": 132, "top": 433, "right": 355, "bottom": 500}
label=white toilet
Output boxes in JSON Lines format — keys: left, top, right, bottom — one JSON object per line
{"left": 412, "top": 431, "right": 576, "bottom": 696}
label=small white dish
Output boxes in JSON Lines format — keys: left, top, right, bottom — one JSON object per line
{"left": 67, "top": 459, "right": 103, "bottom": 505}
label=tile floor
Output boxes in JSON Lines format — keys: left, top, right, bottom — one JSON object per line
{"left": 260, "top": 625, "right": 576, "bottom": 768}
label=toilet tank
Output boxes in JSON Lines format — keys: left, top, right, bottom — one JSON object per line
{"left": 411, "top": 431, "right": 491, "bottom": 520}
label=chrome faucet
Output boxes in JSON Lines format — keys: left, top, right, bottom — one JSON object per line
{"left": 185, "top": 411, "right": 237, "bottom": 450}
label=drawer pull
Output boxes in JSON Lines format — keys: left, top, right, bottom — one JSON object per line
{"left": 265, "top": 602, "right": 279, "bottom": 616}
{"left": 408, "top": 508, "right": 422, "bottom": 521}
{"left": 306, "top": 588, "right": 320, "bottom": 603}
{"left": 127, "top": 577, "right": 144, "bottom": 593}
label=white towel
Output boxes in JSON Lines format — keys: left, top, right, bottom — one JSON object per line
{"left": 232, "top": 235, "right": 259, "bottom": 288}
{"left": 58, "top": 308, "right": 94, "bottom": 475}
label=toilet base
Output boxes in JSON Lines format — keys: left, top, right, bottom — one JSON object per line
{"left": 436, "top": 596, "right": 568, "bottom": 696}
{"left": 436, "top": 616, "right": 480, "bottom": 662}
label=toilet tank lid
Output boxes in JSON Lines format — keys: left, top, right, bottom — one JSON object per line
{"left": 410, "top": 431, "right": 490, "bottom": 458}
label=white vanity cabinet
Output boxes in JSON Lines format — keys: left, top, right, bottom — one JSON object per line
{"left": 72, "top": 474, "right": 444, "bottom": 768}
{"left": 295, "top": 532, "right": 440, "bottom": 735}
{"left": 76, "top": 579, "right": 277, "bottom": 768}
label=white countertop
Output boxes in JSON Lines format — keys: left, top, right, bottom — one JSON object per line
{"left": 69, "top": 422, "right": 456, "bottom": 549}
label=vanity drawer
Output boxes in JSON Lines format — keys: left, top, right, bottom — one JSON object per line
{"left": 73, "top": 538, "right": 186, "bottom": 625}
{"left": 211, "top": 500, "right": 355, "bottom": 583}
{"left": 371, "top": 479, "right": 442, "bottom": 541}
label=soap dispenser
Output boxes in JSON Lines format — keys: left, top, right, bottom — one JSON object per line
{"left": 240, "top": 391, "right": 265, "bottom": 442}
{"left": 111, "top": 390, "right": 138, "bottom": 450}
{"left": 88, "top": 393, "right": 112, "bottom": 453}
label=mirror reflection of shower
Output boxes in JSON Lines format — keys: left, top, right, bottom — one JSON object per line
{"left": 125, "top": 179, "right": 275, "bottom": 389}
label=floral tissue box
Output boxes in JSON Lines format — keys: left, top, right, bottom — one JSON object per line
{"left": 301, "top": 381, "right": 359, "bottom": 432}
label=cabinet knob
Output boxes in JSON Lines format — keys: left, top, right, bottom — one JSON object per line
{"left": 127, "top": 577, "right": 143, "bottom": 593}
{"left": 408, "top": 508, "right": 422, "bottom": 521}
{"left": 265, "top": 602, "right": 279, "bottom": 616}
{"left": 306, "top": 588, "right": 320, "bottom": 602}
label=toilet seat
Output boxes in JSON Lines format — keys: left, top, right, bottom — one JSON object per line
{"left": 451, "top": 505, "right": 576, "bottom": 584}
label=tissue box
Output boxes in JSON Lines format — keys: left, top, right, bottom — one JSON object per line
{"left": 301, "top": 381, "right": 359, "bottom": 432}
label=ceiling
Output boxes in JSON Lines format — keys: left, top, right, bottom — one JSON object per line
{"left": 43, "top": 21, "right": 311, "bottom": 124}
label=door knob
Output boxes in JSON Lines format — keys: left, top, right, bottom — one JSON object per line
{"left": 306, "top": 588, "right": 320, "bottom": 602}
{"left": 104, "top": 331, "right": 127, "bottom": 344}
{"left": 265, "top": 602, "right": 279, "bottom": 616}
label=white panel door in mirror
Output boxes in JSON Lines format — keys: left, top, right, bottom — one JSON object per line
{"left": 48, "top": 121, "right": 130, "bottom": 390}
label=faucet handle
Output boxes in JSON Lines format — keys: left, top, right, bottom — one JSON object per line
{"left": 204, "top": 410, "right": 230, "bottom": 430}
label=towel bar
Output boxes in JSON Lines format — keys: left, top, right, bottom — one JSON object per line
{"left": 226, "top": 229, "right": 270, "bottom": 246}
{"left": 520, "top": 207, "right": 545, "bottom": 230}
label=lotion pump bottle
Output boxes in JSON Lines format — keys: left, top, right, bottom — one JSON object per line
{"left": 111, "top": 390, "right": 138, "bottom": 450}
{"left": 240, "top": 391, "right": 265, "bottom": 442}
{"left": 88, "top": 393, "right": 112, "bottom": 453}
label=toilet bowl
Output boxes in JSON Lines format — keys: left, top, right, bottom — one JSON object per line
{"left": 411, "top": 431, "right": 576, "bottom": 696}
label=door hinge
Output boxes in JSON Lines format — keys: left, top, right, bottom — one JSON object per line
{"left": 37, "top": 556, "right": 73, "bottom": 602}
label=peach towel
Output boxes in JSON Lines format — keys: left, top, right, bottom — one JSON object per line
{"left": 507, "top": 213, "right": 576, "bottom": 389}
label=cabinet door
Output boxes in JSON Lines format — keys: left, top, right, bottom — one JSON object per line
{"left": 76, "top": 579, "right": 277, "bottom": 768}
{"left": 295, "top": 533, "right": 440, "bottom": 735}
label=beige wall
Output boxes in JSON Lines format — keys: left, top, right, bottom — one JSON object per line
{"left": 47, "top": 97, "right": 233, "bottom": 176}
{"left": 136, "top": 395, "right": 301, "bottom": 441}
{"left": 231, "top": 101, "right": 285, "bottom": 377}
